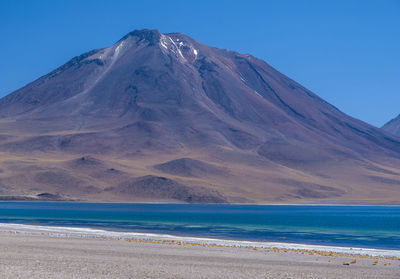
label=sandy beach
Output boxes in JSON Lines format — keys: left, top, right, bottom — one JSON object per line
{"left": 0, "top": 225, "right": 398, "bottom": 278}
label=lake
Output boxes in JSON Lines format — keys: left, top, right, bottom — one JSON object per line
{"left": 0, "top": 202, "right": 399, "bottom": 250}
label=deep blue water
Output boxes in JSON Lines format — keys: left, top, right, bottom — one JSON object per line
{"left": 0, "top": 202, "right": 399, "bottom": 250}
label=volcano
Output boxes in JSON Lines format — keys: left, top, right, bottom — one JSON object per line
{"left": 0, "top": 29, "right": 399, "bottom": 203}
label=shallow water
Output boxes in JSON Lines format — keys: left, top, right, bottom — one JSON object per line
{"left": 0, "top": 202, "right": 399, "bottom": 250}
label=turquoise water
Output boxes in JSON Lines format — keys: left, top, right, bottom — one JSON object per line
{"left": 0, "top": 202, "right": 399, "bottom": 250}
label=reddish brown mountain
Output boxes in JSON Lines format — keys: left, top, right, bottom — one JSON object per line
{"left": 0, "top": 29, "right": 399, "bottom": 203}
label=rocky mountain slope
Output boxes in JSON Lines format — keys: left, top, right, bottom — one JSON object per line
{"left": 382, "top": 114, "right": 400, "bottom": 137}
{"left": 0, "top": 29, "right": 399, "bottom": 203}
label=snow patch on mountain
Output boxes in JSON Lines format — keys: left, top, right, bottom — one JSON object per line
{"left": 159, "top": 34, "right": 199, "bottom": 63}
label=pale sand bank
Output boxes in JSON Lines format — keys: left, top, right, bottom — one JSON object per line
{"left": 0, "top": 224, "right": 399, "bottom": 279}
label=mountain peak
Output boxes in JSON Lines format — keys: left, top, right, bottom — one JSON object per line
{"left": 116, "top": 29, "right": 199, "bottom": 62}
{"left": 119, "top": 29, "right": 161, "bottom": 44}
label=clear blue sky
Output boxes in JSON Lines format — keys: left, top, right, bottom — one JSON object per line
{"left": 0, "top": 0, "right": 399, "bottom": 127}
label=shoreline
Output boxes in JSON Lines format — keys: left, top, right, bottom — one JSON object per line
{"left": 1, "top": 199, "right": 400, "bottom": 206}
{"left": 1, "top": 222, "right": 399, "bottom": 259}
{"left": 1, "top": 223, "right": 399, "bottom": 278}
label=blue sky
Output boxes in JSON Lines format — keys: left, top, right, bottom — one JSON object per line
{"left": 0, "top": 0, "right": 399, "bottom": 126}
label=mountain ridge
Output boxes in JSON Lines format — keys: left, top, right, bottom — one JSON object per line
{"left": 382, "top": 114, "right": 400, "bottom": 137}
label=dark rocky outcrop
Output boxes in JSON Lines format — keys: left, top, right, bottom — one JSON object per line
{"left": 113, "top": 175, "right": 227, "bottom": 203}
{"left": 154, "top": 158, "right": 227, "bottom": 178}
